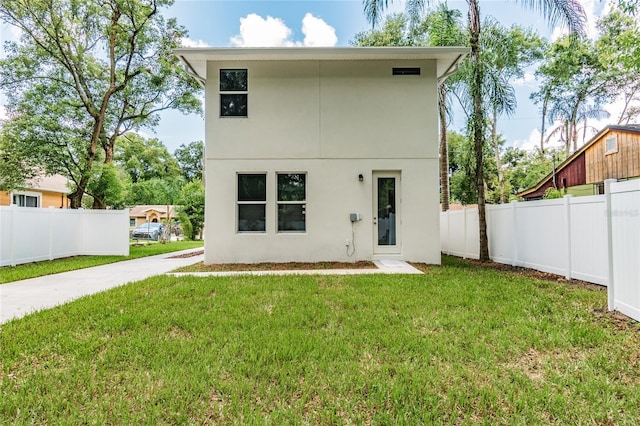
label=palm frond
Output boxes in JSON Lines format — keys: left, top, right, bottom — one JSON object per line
{"left": 518, "top": 0, "right": 587, "bottom": 37}
{"left": 363, "top": 0, "right": 391, "bottom": 28}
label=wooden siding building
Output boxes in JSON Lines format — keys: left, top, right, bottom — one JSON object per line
{"left": 518, "top": 125, "right": 640, "bottom": 200}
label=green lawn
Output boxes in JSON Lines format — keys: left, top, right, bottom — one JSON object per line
{"left": 2, "top": 256, "right": 638, "bottom": 424}
{"left": 0, "top": 240, "right": 203, "bottom": 284}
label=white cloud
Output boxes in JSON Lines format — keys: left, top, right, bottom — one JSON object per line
{"left": 230, "top": 13, "right": 338, "bottom": 47}
{"left": 230, "top": 14, "right": 296, "bottom": 47}
{"left": 181, "top": 37, "right": 210, "bottom": 48}
{"left": 0, "top": 104, "right": 7, "bottom": 120}
{"left": 512, "top": 128, "right": 541, "bottom": 151}
{"left": 513, "top": 71, "right": 536, "bottom": 87}
{"left": 301, "top": 13, "right": 338, "bottom": 47}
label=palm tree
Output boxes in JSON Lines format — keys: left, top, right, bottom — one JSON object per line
{"left": 421, "top": 5, "right": 466, "bottom": 211}
{"left": 362, "top": 0, "right": 586, "bottom": 261}
{"left": 545, "top": 100, "right": 610, "bottom": 154}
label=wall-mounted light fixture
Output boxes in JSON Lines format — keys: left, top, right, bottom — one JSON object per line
{"left": 358, "top": 174, "right": 364, "bottom": 182}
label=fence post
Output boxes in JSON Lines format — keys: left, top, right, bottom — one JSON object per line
{"left": 511, "top": 200, "right": 518, "bottom": 267}
{"left": 605, "top": 179, "right": 615, "bottom": 311}
{"left": 446, "top": 210, "right": 451, "bottom": 256}
{"left": 9, "top": 205, "right": 16, "bottom": 267}
{"left": 49, "top": 207, "right": 54, "bottom": 261}
{"left": 463, "top": 206, "right": 468, "bottom": 259}
{"left": 564, "top": 195, "right": 573, "bottom": 280}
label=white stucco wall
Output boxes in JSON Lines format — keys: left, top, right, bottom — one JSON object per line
{"left": 203, "top": 58, "right": 441, "bottom": 264}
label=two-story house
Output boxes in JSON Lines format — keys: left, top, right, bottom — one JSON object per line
{"left": 175, "top": 47, "right": 468, "bottom": 264}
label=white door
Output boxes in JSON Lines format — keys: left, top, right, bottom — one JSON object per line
{"left": 373, "top": 171, "right": 401, "bottom": 254}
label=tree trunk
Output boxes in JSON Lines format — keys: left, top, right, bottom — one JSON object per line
{"left": 491, "top": 105, "right": 506, "bottom": 203}
{"left": 469, "top": 0, "right": 490, "bottom": 261}
{"left": 540, "top": 97, "right": 548, "bottom": 154}
{"left": 68, "top": 171, "right": 93, "bottom": 209}
{"left": 439, "top": 84, "right": 450, "bottom": 212}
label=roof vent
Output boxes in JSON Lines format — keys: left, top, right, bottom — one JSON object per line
{"left": 392, "top": 67, "right": 420, "bottom": 76}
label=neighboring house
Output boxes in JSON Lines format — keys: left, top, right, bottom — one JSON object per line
{"left": 0, "top": 174, "right": 70, "bottom": 208}
{"left": 175, "top": 47, "right": 468, "bottom": 264}
{"left": 129, "top": 205, "right": 177, "bottom": 227}
{"left": 518, "top": 125, "right": 640, "bottom": 200}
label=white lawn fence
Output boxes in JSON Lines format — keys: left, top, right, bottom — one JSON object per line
{"left": 607, "top": 179, "right": 640, "bottom": 321}
{"left": 441, "top": 179, "right": 640, "bottom": 321}
{"left": 441, "top": 196, "right": 608, "bottom": 284}
{"left": 0, "top": 207, "right": 129, "bottom": 267}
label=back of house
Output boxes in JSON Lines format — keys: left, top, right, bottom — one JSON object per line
{"left": 176, "top": 47, "right": 468, "bottom": 264}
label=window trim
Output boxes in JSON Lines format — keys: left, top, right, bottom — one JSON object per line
{"left": 11, "top": 191, "right": 41, "bottom": 208}
{"left": 236, "top": 172, "right": 267, "bottom": 233}
{"left": 220, "top": 68, "right": 248, "bottom": 118}
{"left": 276, "top": 172, "right": 307, "bottom": 233}
{"left": 605, "top": 135, "right": 618, "bottom": 155}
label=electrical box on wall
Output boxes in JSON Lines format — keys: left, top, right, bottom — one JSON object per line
{"left": 350, "top": 213, "right": 362, "bottom": 222}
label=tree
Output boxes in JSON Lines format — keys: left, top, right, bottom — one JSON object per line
{"left": 0, "top": 0, "right": 201, "bottom": 208}
{"left": 174, "top": 140, "right": 204, "bottom": 182}
{"left": 452, "top": 19, "right": 545, "bottom": 203}
{"left": 596, "top": 6, "right": 640, "bottom": 124}
{"left": 351, "top": 14, "right": 416, "bottom": 46}
{"left": 114, "top": 133, "right": 182, "bottom": 183}
{"left": 362, "top": 0, "right": 586, "bottom": 261}
{"left": 421, "top": 5, "right": 466, "bottom": 212}
{"left": 178, "top": 179, "right": 205, "bottom": 240}
{"left": 0, "top": 127, "right": 39, "bottom": 190}
{"left": 128, "top": 176, "right": 184, "bottom": 205}
{"left": 531, "top": 35, "right": 611, "bottom": 155}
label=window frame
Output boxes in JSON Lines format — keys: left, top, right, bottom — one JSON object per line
{"left": 605, "top": 135, "right": 618, "bottom": 155}
{"left": 219, "top": 69, "right": 248, "bottom": 118}
{"left": 11, "top": 191, "right": 41, "bottom": 208}
{"left": 276, "top": 172, "right": 307, "bottom": 233}
{"left": 237, "top": 173, "right": 267, "bottom": 233}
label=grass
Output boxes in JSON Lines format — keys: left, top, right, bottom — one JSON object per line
{"left": 0, "top": 240, "right": 203, "bottom": 284}
{"left": 1, "top": 256, "right": 639, "bottom": 424}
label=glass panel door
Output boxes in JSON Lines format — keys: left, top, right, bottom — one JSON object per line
{"left": 373, "top": 172, "right": 400, "bottom": 254}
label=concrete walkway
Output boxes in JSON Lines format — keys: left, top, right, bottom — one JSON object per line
{"left": 0, "top": 248, "right": 205, "bottom": 324}
{"left": 1, "top": 253, "right": 421, "bottom": 324}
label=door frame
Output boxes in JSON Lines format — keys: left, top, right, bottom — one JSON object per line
{"left": 372, "top": 171, "right": 401, "bottom": 255}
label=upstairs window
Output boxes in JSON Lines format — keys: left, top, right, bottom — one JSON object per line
{"left": 237, "top": 173, "right": 266, "bottom": 232}
{"left": 220, "top": 69, "right": 248, "bottom": 117}
{"left": 277, "top": 173, "right": 306, "bottom": 232}
{"left": 605, "top": 136, "right": 617, "bottom": 154}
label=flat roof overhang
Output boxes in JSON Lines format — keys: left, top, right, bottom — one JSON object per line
{"left": 174, "top": 46, "right": 470, "bottom": 87}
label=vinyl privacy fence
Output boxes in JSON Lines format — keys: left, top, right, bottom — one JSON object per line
{"left": 440, "top": 179, "right": 640, "bottom": 322}
{"left": 0, "top": 207, "right": 129, "bottom": 267}
{"left": 606, "top": 179, "right": 640, "bottom": 322}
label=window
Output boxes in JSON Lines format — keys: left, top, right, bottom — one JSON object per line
{"left": 605, "top": 136, "right": 617, "bottom": 154}
{"left": 130, "top": 218, "right": 136, "bottom": 227}
{"left": 277, "top": 173, "right": 306, "bottom": 232}
{"left": 12, "top": 193, "right": 39, "bottom": 207}
{"left": 220, "top": 69, "right": 247, "bottom": 117}
{"left": 237, "top": 174, "right": 266, "bottom": 232}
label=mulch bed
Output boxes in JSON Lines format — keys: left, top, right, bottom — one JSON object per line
{"left": 174, "top": 259, "right": 376, "bottom": 272}
{"left": 462, "top": 258, "right": 606, "bottom": 292}
{"left": 167, "top": 250, "right": 204, "bottom": 259}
